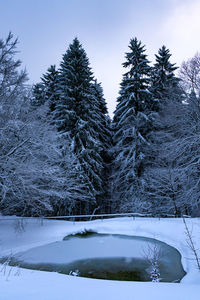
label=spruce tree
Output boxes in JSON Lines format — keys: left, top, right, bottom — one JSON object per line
{"left": 145, "top": 46, "right": 179, "bottom": 165}
{"left": 91, "top": 80, "right": 112, "bottom": 212}
{"left": 112, "top": 38, "right": 152, "bottom": 212}
{"left": 32, "top": 83, "right": 46, "bottom": 106}
{"left": 150, "top": 45, "right": 179, "bottom": 110}
{"left": 41, "top": 65, "right": 60, "bottom": 112}
{"left": 54, "top": 38, "right": 105, "bottom": 213}
{"left": 144, "top": 47, "right": 185, "bottom": 216}
{"left": 32, "top": 65, "right": 59, "bottom": 112}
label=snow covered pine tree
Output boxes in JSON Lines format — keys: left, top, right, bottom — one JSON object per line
{"left": 32, "top": 65, "right": 60, "bottom": 112}
{"left": 144, "top": 46, "right": 186, "bottom": 216}
{"left": 53, "top": 38, "right": 109, "bottom": 214}
{"left": 112, "top": 38, "right": 152, "bottom": 212}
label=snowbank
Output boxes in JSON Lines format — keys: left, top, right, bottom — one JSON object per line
{"left": 0, "top": 216, "right": 200, "bottom": 299}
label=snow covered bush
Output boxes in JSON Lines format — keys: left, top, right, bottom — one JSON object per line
{"left": 0, "top": 33, "right": 89, "bottom": 216}
{"left": 143, "top": 243, "right": 162, "bottom": 282}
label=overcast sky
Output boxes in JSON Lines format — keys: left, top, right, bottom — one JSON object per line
{"left": 1, "top": 0, "right": 200, "bottom": 116}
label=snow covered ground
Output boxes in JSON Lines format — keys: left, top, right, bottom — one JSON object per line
{"left": 0, "top": 216, "right": 200, "bottom": 300}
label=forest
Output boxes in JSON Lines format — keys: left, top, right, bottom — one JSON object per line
{"left": 0, "top": 32, "right": 200, "bottom": 217}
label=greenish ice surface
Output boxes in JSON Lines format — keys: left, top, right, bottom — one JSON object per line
{"left": 1, "top": 233, "right": 186, "bottom": 282}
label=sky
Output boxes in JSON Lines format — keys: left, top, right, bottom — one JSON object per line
{"left": 1, "top": 0, "right": 200, "bottom": 117}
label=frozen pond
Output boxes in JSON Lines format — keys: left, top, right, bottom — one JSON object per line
{"left": 2, "top": 232, "right": 186, "bottom": 282}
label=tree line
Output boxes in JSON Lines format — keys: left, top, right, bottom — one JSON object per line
{"left": 0, "top": 32, "right": 200, "bottom": 217}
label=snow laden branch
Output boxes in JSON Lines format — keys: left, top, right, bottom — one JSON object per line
{"left": 0, "top": 138, "right": 30, "bottom": 159}
{"left": 183, "top": 217, "right": 200, "bottom": 270}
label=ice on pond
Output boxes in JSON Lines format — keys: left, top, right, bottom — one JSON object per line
{"left": 1, "top": 233, "right": 186, "bottom": 282}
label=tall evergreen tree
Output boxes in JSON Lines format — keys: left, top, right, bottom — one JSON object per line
{"left": 32, "top": 65, "right": 59, "bottom": 111}
{"left": 54, "top": 38, "right": 105, "bottom": 213}
{"left": 91, "top": 80, "right": 112, "bottom": 212}
{"left": 32, "top": 83, "right": 46, "bottom": 106}
{"left": 0, "top": 33, "right": 87, "bottom": 217}
{"left": 145, "top": 46, "right": 179, "bottom": 165}
{"left": 144, "top": 47, "right": 186, "bottom": 216}
{"left": 112, "top": 38, "right": 152, "bottom": 212}
{"left": 150, "top": 45, "right": 179, "bottom": 110}
{"left": 41, "top": 65, "right": 60, "bottom": 112}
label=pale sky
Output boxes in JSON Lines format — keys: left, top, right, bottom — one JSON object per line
{"left": 1, "top": 0, "right": 200, "bottom": 116}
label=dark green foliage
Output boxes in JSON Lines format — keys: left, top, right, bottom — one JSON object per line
{"left": 91, "top": 80, "right": 113, "bottom": 212}
{"left": 31, "top": 38, "right": 111, "bottom": 215}
{"left": 32, "top": 65, "right": 60, "bottom": 112}
{"left": 150, "top": 46, "right": 179, "bottom": 110}
{"left": 143, "top": 46, "right": 188, "bottom": 216}
{"left": 54, "top": 38, "right": 94, "bottom": 133}
{"left": 112, "top": 38, "right": 152, "bottom": 211}
{"left": 41, "top": 65, "right": 60, "bottom": 112}
{"left": 53, "top": 38, "right": 108, "bottom": 213}
{"left": 5, "top": 32, "right": 200, "bottom": 217}
{"left": 32, "top": 83, "right": 46, "bottom": 106}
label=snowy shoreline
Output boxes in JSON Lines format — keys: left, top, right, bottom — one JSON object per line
{"left": 1, "top": 217, "right": 200, "bottom": 300}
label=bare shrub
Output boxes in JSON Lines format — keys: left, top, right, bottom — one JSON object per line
{"left": 183, "top": 217, "right": 200, "bottom": 270}
{"left": 143, "top": 243, "right": 162, "bottom": 282}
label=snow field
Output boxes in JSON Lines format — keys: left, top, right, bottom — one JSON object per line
{"left": 0, "top": 217, "right": 200, "bottom": 300}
